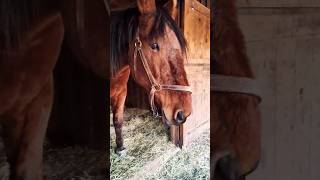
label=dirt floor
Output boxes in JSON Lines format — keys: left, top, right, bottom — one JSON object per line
{"left": 0, "top": 138, "right": 106, "bottom": 180}
{"left": 110, "top": 108, "right": 210, "bottom": 180}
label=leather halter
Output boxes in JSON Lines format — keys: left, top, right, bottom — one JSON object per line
{"left": 133, "top": 36, "right": 192, "bottom": 117}
{"left": 211, "top": 74, "right": 262, "bottom": 102}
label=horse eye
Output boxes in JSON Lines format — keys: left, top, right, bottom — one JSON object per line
{"left": 150, "top": 43, "right": 160, "bottom": 51}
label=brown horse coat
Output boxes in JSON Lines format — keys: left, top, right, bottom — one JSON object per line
{"left": 0, "top": 13, "right": 64, "bottom": 179}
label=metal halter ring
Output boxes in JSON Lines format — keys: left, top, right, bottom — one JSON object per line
{"left": 152, "top": 84, "right": 162, "bottom": 91}
{"left": 134, "top": 39, "right": 142, "bottom": 49}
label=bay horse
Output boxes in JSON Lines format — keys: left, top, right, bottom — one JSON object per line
{"left": 110, "top": 0, "right": 192, "bottom": 155}
{"left": 0, "top": 0, "right": 108, "bottom": 179}
{"left": 211, "top": 0, "right": 261, "bottom": 179}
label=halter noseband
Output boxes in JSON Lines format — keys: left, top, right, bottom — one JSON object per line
{"left": 133, "top": 35, "right": 192, "bottom": 117}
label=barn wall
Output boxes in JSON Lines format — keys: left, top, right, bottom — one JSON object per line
{"left": 48, "top": 44, "right": 108, "bottom": 150}
{"left": 238, "top": 0, "right": 320, "bottom": 7}
{"left": 182, "top": 0, "right": 211, "bottom": 146}
{"left": 237, "top": 3, "right": 320, "bottom": 180}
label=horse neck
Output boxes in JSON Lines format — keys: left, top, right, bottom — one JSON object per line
{"left": 214, "top": 0, "right": 254, "bottom": 78}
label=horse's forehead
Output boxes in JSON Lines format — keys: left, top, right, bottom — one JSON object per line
{"left": 162, "top": 25, "right": 181, "bottom": 50}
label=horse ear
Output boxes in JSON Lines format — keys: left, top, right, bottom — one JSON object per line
{"left": 164, "top": 0, "right": 178, "bottom": 20}
{"left": 137, "top": 0, "right": 156, "bottom": 14}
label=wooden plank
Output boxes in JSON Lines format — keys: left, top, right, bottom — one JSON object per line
{"left": 273, "top": 38, "right": 296, "bottom": 180}
{"left": 183, "top": 0, "right": 210, "bottom": 63}
{"left": 183, "top": 64, "right": 210, "bottom": 145}
{"left": 309, "top": 37, "right": 320, "bottom": 180}
{"left": 239, "top": 8, "right": 320, "bottom": 180}
{"left": 292, "top": 37, "right": 314, "bottom": 180}
{"left": 237, "top": 0, "right": 320, "bottom": 8}
{"left": 170, "top": 125, "right": 183, "bottom": 147}
{"left": 181, "top": 0, "right": 210, "bottom": 146}
{"left": 48, "top": 46, "right": 107, "bottom": 150}
{"left": 244, "top": 40, "right": 278, "bottom": 179}
{"left": 238, "top": 10, "right": 320, "bottom": 42}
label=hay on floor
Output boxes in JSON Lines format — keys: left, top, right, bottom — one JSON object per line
{"left": 110, "top": 108, "right": 176, "bottom": 180}
{"left": 0, "top": 138, "right": 106, "bottom": 180}
{"left": 43, "top": 143, "right": 106, "bottom": 180}
{"left": 110, "top": 108, "right": 210, "bottom": 180}
{"left": 145, "top": 130, "right": 210, "bottom": 180}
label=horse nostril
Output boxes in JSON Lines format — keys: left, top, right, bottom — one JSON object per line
{"left": 176, "top": 111, "right": 185, "bottom": 124}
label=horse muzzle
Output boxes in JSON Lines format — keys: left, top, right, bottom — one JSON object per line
{"left": 162, "top": 109, "right": 188, "bottom": 126}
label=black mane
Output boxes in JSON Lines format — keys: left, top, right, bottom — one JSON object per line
{"left": 110, "top": 6, "right": 187, "bottom": 76}
{"left": 0, "top": 0, "right": 57, "bottom": 49}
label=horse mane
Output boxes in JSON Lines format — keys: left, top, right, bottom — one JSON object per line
{"left": 213, "top": 0, "right": 253, "bottom": 78}
{"left": 110, "top": 6, "right": 187, "bottom": 76}
{"left": 0, "top": 0, "right": 58, "bottom": 49}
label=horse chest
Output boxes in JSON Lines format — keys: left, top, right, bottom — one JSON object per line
{"left": 0, "top": 13, "right": 63, "bottom": 116}
{"left": 0, "top": 56, "right": 51, "bottom": 115}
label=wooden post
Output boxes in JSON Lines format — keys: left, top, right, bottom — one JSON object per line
{"left": 170, "top": 125, "right": 183, "bottom": 147}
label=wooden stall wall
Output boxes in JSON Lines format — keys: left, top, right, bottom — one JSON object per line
{"left": 48, "top": 43, "right": 108, "bottom": 150}
{"left": 181, "top": 0, "right": 210, "bottom": 146}
{"left": 237, "top": 1, "right": 320, "bottom": 179}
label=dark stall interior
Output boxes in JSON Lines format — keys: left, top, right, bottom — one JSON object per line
{"left": 48, "top": 41, "right": 108, "bottom": 150}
